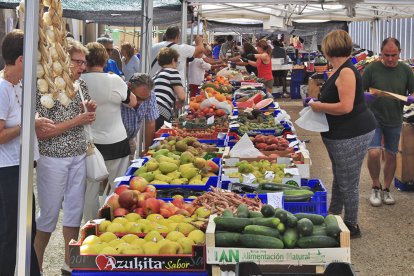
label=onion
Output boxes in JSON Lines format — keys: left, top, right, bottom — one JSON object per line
{"left": 37, "top": 64, "right": 45, "bottom": 78}
{"left": 37, "top": 79, "right": 48, "bottom": 93}
{"left": 54, "top": 76, "right": 66, "bottom": 90}
{"left": 40, "top": 94, "right": 54, "bottom": 109}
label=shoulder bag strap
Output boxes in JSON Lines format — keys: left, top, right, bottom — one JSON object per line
{"left": 77, "top": 83, "right": 94, "bottom": 143}
{"left": 150, "top": 42, "right": 176, "bottom": 69}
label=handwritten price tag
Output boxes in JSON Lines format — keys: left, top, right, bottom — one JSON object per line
{"left": 114, "top": 175, "right": 132, "bottom": 183}
{"left": 267, "top": 192, "right": 283, "bottom": 208}
{"left": 153, "top": 136, "right": 166, "bottom": 141}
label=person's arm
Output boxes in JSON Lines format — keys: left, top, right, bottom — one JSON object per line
{"left": 309, "top": 68, "right": 356, "bottom": 115}
{"left": 0, "top": 120, "right": 20, "bottom": 144}
{"left": 144, "top": 120, "right": 156, "bottom": 150}
{"left": 200, "top": 59, "right": 212, "bottom": 71}
{"left": 193, "top": 36, "right": 205, "bottom": 58}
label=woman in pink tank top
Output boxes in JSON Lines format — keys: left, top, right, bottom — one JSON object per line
{"left": 245, "top": 40, "right": 274, "bottom": 95}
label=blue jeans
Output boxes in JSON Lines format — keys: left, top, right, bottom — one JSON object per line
{"left": 0, "top": 166, "right": 40, "bottom": 276}
{"left": 369, "top": 124, "right": 402, "bottom": 154}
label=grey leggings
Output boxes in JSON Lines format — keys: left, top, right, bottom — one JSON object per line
{"left": 322, "top": 130, "right": 374, "bottom": 225}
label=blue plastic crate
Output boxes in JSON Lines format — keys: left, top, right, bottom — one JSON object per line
{"left": 394, "top": 178, "right": 414, "bottom": 191}
{"left": 290, "top": 81, "right": 302, "bottom": 99}
{"left": 291, "top": 69, "right": 305, "bottom": 82}
{"left": 221, "top": 179, "right": 327, "bottom": 216}
{"left": 156, "top": 133, "right": 227, "bottom": 147}
{"left": 120, "top": 158, "right": 222, "bottom": 191}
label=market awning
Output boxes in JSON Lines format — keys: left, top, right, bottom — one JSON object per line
{"left": 0, "top": 0, "right": 186, "bottom": 26}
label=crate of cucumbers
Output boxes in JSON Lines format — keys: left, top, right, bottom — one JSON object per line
{"left": 206, "top": 204, "right": 350, "bottom": 266}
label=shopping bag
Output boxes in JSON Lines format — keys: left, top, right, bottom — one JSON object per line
{"left": 85, "top": 142, "right": 109, "bottom": 181}
{"left": 295, "top": 106, "right": 329, "bottom": 132}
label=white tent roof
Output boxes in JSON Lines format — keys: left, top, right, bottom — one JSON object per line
{"left": 191, "top": 0, "right": 414, "bottom": 26}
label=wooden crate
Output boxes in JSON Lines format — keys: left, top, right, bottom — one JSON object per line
{"left": 206, "top": 214, "right": 350, "bottom": 275}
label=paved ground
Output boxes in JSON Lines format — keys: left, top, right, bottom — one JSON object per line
{"left": 37, "top": 99, "right": 414, "bottom": 275}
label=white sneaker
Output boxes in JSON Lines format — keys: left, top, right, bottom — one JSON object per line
{"left": 382, "top": 190, "right": 395, "bottom": 205}
{"left": 369, "top": 188, "right": 382, "bottom": 207}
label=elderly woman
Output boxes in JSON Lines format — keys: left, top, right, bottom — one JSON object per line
{"left": 307, "top": 30, "right": 376, "bottom": 238}
{"left": 153, "top": 47, "right": 186, "bottom": 130}
{"left": 0, "top": 29, "right": 54, "bottom": 276}
{"left": 34, "top": 39, "right": 97, "bottom": 274}
{"left": 121, "top": 42, "right": 140, "bottom": 82}
{"left": 82, "top": 42, "right": 137, "bottom": 222}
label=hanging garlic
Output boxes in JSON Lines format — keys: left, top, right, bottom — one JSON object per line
{"left": 44, "top": 0, "right": 51, "bottom": 7}
{"left": 37, "top": 64, "right": 45, "bottom": 78}
{"left": 50, "top": 46, "right": 58, "bottom": 61}
{"left": 43, "top": 12, "right": 52, "bottom": 26}
{"left": 37, "top": 79, "right": 48, "bottom": 94}
{"left": 52, "top": 61, "right": 63, "bottom": 76}
{"left": 46, "top": 28, "right": 56, "bottom": 43}
{"left": 37, "top": 50, "right": 42, "bottom": 62}
{"left": 40, "top": 94, "right": 54, "bottom": 108}
{"left": 54, "top": 76, "right": 66, "bottom": 90}
{"left": 18, "top": 0, "right": 24, "bottom": 13}
{"left": 57, "top": 91, "right": 72, "bottom": 107}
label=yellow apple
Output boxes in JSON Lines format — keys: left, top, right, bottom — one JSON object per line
{"left": 121, "top": 234, "right": 139, "bottom": 244}
{"left": 82, "top": 235, "right": 101, "bottom": 246}
{"left": 115, "top": 242, "right": 130, "bottom": 253}
{"left": 98, "top": 220, "right": 112, "bottom": 232}
{"left": 80, "top": 244, "right": 98, "bottom": 254}
{"left": 128, "top": 223, "right": 144, "bottom": 234}
{"left": 142, "top": 241, "right": 160, "bottom": 255}
{"left": 144, "top": 230, "right": 163, "bottom": 242}
{"left": 99, "top": 232, "right": 118, "bottom": 243}
{"left": 159, "top": 241, "right": 183, "bottom": 255}
{"left": 108, "top": 239, "right": 123, "bottom": 248}
{"left": 125, "top": 213, "right": 141, "bottom": 222}
{"left": 92, "top": 242, "right": 110, "bottom": 253}
{"left": 121, "top": 246, "right": 144, "bottom": 255}
{"left": 146, "top": 214, "right": 164, "bottom": 223}
{"left": 177, "top": 223, "right": 196, "bottom": 235}
{"left": 106, "top": 222, "right": 126, "bottom": 233}
{"left": 130, "top": 238, "right": 146, "bottom": 248}
{"left": 177, "top": 237, "right": 195, "bottom": 254}
{"left": 166, "top": 231, "right": 185, "bottom": 242}
{"left": 99, "top": 246, "right": 118, "bottom": 255}
{"left": 168, "top": 214, "right": 185, "bottom": 223}
{"left": 112, "top": 217, "right": 129, "bottom": 225}
{"left": 187, "top": 229, "right": 205, "bottom": 244}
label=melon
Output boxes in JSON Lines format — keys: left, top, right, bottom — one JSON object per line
{"left": 255, "top": 98, "right": 273, "bottom": 109}
{"left": 236, "top": 100, "right": 255, "bottom": 109}
{"left": 248, "top": 93, "right": 263, "bottom": 104}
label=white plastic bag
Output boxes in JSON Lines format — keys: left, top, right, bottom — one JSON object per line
{"left": 295, "top": 106, "right": 329, "bottom": 132}
{"left": 229, "top": 134, "right": 263, "bottom": 158}
{"left": 85, "top": 142, "right": 109, "bottom": 181}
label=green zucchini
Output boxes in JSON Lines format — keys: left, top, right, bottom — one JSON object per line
{"left": 297, "top": 235, "right": 339, "bottom": 248}
{"left": 260, "top": 204, "right": 276, "bottom": 217}
{"left": 286, "top": 213, "right": 298, "bottom": 228}
{"left": 214, "top": 217, "right": 251, "bottom": 232}
{"left": 325, "top": 215, "right": 341, "bottom": 238}
{"left": 274, "top": 208, "right": 292, "bottom": 223}
{"left": 236, "top": 204, "right": 249, "bottom": 218}
{"left": 243, "top": 225, "right": 280, "bottom": 238}
{"left": 240, "top": 234, "right": 284, "bottom": 249}
{"left": 294, "top": 213, "right": 325, "bottom": 225}
{"left": 215, "top": 232, "right": 241, "bottom": 247}
{"left": 221, "top": 209, "right": 234, "bottom": 218}
{"left": 248, "top": 210, "right": 263, "bottom": 218}
{"left": 312, "top": 225, "right": 327, "bottom": 236}
{"left": 260, "top": 183, "right": 301, "bottom": 191}
{"left": 283, "top": 228, "right": 298, "bottom": 249}
{"left": 297, "top": 218, "right": 313, "bottom": 237}
{"left": 251, "top": 217, "right": 280, "bottom": 228}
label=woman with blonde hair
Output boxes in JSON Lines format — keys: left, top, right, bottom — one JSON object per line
{"left": 121, "top": 42, "right": 140, "bottom": 82}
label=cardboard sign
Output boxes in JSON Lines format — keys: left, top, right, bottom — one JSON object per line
{"left": 267, "top": 192, "right": 283, "bottom": 208}
{"left": 369, "top": 88, "right": 408, "bottom": 102}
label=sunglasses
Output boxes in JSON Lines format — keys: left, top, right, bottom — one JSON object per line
{"left": 71, "top": 59, "right": 87, "bottom": 66}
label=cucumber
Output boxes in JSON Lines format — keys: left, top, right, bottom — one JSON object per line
{"left": 299, "top": 186, "right": 312, "bottom": 190}
{"left": 236, "top": 204, "right": 249, "bottom": 218}
{"left": 274, "top": 208, "right": 292, "bottom": 223}
{"left": 251, "top": 217, "right": 280, "bottom": 228}
{"left": 283, "top": 228, "right": 298, "bottom": 249}
{"left": 260, "top": 204, "right": 275, "bottom": 217}
{"left": 259, "top": 183, "right": 301, "bottom": 191}
{"left": 240, "top": 234, "right": 284, "bottom": 249}
{"left": 215, "top": 232, "right": 241, "bottom": 247}
{"left": 243, "top": 225, "right": 280, "bottom": 238}
{"left": 294, "top": 213, "right": 325, "bottom": 225}
{"left": 286, "top": 214, "right": 298, "bottom": 228}
{"left": 214, "top": 217, "right": 251, "bottom": 232}
{"left": 283, "top": 190, "right": 314, "bottom": 202}
{"left": 312, "top": 225, "right": 327, "bottom": 236}
{"left": 248, "top": 210, "right": 263, "bottom": 218}
{"left": 297, "top": 218, "right": 313, "bottom": 236}
{"left": 276, "top": 222, "right": 286, "bottom": 234}
{"left": 222, "top": 209, "right": 234, "bottom": 218}
{"left": 325, "top": 215, "right": 341, "bottom": 238}
{"left": 297, "top": 235, "right": 339, "bottom": 248}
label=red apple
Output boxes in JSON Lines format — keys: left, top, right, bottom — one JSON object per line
{"left": 106, "top": 194, "right": 120, "bottom": 210}
{"left": 133, "top": 207, "right": 145, "bottom": 217}
{"left": 172, "top": 198, "right": 185, "bottom": 209}
{"left": 145, "top": 185, "right": 157, "bottom": 198}
{"left": 118, "top": 190, "right": 138, "bottom": 210}
{"left": 144, "top": 198, "right": 161, "bottom": 215}
{"left": 184, "top": 204, "right": 196, "bottom": 215}
{"left": 137, "top": 192, "right": 152, "bottom": 208}
{"left": 205, "top": 160, "right": 219, "bottom": 173}
{"left": 129, "top": 176, "right": 148, "bottom": 192}
{"left": 114, "top": 185, "right": 129, "bottom": 195}
{"left": 158, "top": 199, "right": 166, "bottom": 208}
{"left": 160, "top": 207, "right": 173, "bottom": 218}
{"left": 113, "top": 207, "right": 129, "bottom": 217}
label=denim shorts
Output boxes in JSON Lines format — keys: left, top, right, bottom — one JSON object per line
{"left": 369, "top": 124, "right": 402, "bottom": 154}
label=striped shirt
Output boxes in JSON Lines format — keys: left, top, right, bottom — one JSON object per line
{"left": 153, "top": 68, "right": 183, "bottom": 120}
{"left": 121, "top": 92, "right": 159, "bottom": 139}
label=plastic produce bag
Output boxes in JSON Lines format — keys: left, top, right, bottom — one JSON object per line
{"left": 229, "top": 134, "right": 263, "bottom": 158}
{"left": 295, "top": 106, "right": 329, "bottom": 132}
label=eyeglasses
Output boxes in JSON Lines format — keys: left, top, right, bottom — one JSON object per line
{"left": 71, "top": 59, "right": 87, "bottom": 66}
{"left": 106, "top": 48, "right": 114, "bottom": 53}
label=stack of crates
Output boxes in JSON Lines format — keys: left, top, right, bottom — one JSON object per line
{"left": 290, "top": 69, "right": 305, "bottom": 99}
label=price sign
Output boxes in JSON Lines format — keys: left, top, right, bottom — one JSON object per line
{"left": 164, "top": 121, "right": 172, "bottom": 128}
{"left": 114, "top": 175, "right": 132, "bottom": 183}
{"left": 207, "top": 115, "right": 215, "bottom": 125}
{"left": 267, "top": 192, "right": 283, "bottom": 208}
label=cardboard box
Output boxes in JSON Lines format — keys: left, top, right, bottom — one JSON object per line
{"left": 395, "top": 123, "right": 414, "bottom": 182}
{"left": 308, "top": 78, "right": 324, "bottom": 98}
{"left": 399, "top": 123, "right": 414, "bottom": 155}
{"left": 206, "top": 215, "right": 350, "bottom": 266}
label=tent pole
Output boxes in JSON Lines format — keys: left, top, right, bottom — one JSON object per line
{"left": 16, "top": 0, "right": 39, "bottom": 275}
{"left": 181, "top": 0, "right": 188, "bottom": 44}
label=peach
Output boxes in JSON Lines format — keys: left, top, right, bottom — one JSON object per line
{"left": 144, "top": 198, "right": 161, "bottom": 215}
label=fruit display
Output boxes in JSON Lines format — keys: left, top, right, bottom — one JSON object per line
{"left": 225, "top": 160, "right": 288, "bottom": 184}
{"left": 213, "top": 205, "right": 341, "bottom": 249}
{"left": 157, "top": 126, "right": 226, "bottom": 139}
{"left": 202, "top": 76, "right": 233, "bottom": 94}
{"left": 177, "top": 107, "right": 228, "bottom": 129}
{"left": 252, "top": 134, "right": 291, "bottom": 152}
{"left": 191, "top": 187, "right": 263, "bottom": 214}
{"left": 236, "top": 109, "right": 285, "bottom": 135}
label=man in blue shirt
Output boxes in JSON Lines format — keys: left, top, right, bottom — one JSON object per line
{"left": 97, "top": 36, "right": 123, "bottom": 76}
{"left": 212, "top": 38, "right": 224, "bottom": 60}
{"left": 121, "top": 73, "right": 159, "bottom": 160}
